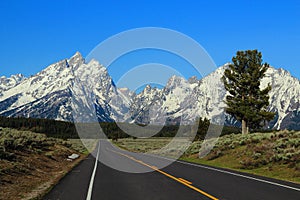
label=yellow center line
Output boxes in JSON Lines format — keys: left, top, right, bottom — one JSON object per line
{"left": 178, "top": 178, "right": 192, "bottom": 185}
{"left": 109, "top": 149, "right": 219, "bottom": 200}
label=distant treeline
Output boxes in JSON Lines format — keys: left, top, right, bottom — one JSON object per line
{"left": 0, "top": 116, "right": 78, "bottom": 139}
{"left": 0, "top": 116, "right": 240, "bottom": 140}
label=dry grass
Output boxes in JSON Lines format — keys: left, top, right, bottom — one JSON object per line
{"left": 0, "top": 127, "right": 91, "bottom": 200}
{"left": 114, "top": 137, "right": 172, "bottom": 153}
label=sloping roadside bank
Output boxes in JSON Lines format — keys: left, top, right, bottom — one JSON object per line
{"left": 0, "top": 127, "right": 95, "bottom": 200}
{"left": 113, "top": 130, "right": 300, "bottom": 184}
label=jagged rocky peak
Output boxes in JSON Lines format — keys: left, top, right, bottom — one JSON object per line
{"left": 163, "top": 75, "right": 196, "bottom": 97}
{"left": 71, "top": 51, "right": 83, "bottom": 60}
{"left": 277, "top": 67, "right": 291, "bottom": 76}
{"left": 0, "top": 73, "right": 26, "bottom": 93}
{"left": 143, "top": 85, "right": 153, "bottom": 93}
{"left": 77, "top": 58, "right": 109, "bottom": 76}
{"left": 11, "top": 74, "right": 25, "bottom": 81}
{"left": 0, "top": 73, "right": 25, "bottom": 84}
{"left": 188, "top": 76, "right": 198, "bottom": 84}
{"left": 118, "top": 87, "right": 133, "bottom": 97}
{"left": 67, "top": 51, "right": 85, "bottom": 70}
{"left": 164, "top": 75, "right": 187, "bottom": 90}
{"left": 168, "top": 75, "right": 186, "bottom": 83}
{"left": 38, "top": 52, "right": 85, "bottom": 75}
{"left": 138, "top": 85, "right": 162, "bottom": 98}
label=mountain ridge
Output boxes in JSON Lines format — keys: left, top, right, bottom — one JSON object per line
{"left": 1, "top": 52, "right": 299, "bottom": 130}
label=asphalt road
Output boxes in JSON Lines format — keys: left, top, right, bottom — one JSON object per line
{"left": 44, "top": 140, "right": 300, "bottom": 200}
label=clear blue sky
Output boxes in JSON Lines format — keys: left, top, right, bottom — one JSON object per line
{"left": 0, "top": 0, "right": 299, "bottom": 80}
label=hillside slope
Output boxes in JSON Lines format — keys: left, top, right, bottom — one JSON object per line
{"left": 0, "top": 127, "right": 91, "bottom": 200}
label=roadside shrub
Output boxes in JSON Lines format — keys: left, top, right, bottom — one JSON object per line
{"left": 0, "top": 127, "right": 70, "bottom": 160}
{"left": 189, "top": 130, "right": 300, "bottom": 170}
{"left": 0, "top": 146, "right": 15, "bottom": 161}
{"left": 207, "top": 150, "right": 222, "bottom": 160}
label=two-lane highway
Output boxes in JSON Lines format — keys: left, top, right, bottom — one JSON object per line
{"left": 44, "top": 140, "right": 300, "bottom": 200}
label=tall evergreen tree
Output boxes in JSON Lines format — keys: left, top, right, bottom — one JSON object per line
{"left": 221, "top": 50, "right": 275, "bottom": 134}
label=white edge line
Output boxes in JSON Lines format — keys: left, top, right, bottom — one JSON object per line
{"left": 176, "top": 160, "right": 300, "bottom": 192}
{"left": 143, "top": 153, "right": 300, "bottom": 192}
{"left": 86, "top": 141, "right": 101, "bottom": 200}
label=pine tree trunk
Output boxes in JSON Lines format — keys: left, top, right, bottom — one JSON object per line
{"left": 242, "top": 120, "right": 248, "bottom": 134}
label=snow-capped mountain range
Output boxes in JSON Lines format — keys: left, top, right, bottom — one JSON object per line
{"left": 0, "top": 52, "right": 299, "bottom": 130}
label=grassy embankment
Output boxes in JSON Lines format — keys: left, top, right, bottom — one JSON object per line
{"left": 0, "top": 127, "right": 97, "bottom": 200}
{"left": 114, "top": 130, "right": 300, "bottom": 184}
